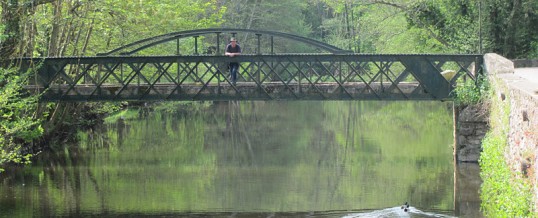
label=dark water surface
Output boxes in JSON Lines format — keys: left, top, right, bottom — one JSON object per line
{"left": 0, "top": 101, "right": 479, "bottom": 217}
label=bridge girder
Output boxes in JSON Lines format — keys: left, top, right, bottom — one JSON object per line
{"left": 20, "top": 54, "right": 483, "bottom": 102}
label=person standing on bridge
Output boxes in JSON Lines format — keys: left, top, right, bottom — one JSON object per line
{"left": 225, "top": 37, "right": 241, "bottom": 85}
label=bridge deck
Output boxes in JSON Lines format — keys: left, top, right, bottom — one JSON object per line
{"left": 25, "top": 82, "right": 433, "bottom": 101}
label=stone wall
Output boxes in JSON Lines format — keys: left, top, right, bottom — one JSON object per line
{"left": 452, "top": 54, "right": 509, "bottom": 162}
{"left": 454, "top": 54, "right": 537, "bottom": 164}
{"left": 487, "top": 53, "right": 538, "bottom": 209}
{"left": 513, "top": 59, "right": 538, "bottom": 68}
{"left": 455, "top": 105, "right": 488, "bottom": 162}
{"left": 504, "top": 84, "right": 538, "bottom": 176}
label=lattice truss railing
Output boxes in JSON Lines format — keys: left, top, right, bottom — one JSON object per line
{"left": 21, "top": 54, "right": 483, "bottom": 101}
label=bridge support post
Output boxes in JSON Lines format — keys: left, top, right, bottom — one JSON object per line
{"left": 176, "top": 38, "right": 180, "bottom": 55}
{"left": 339, "top": 61, "right": 343, "bottom": 95}
{"left": 256, "top": 61, "right": 261, "bottom": 85}
{"left": 218, "top": 62, "right": 225, "bottom": 94}
{"left": 216, "top": 32, "right": 221, "bottom": 55}
{"left": 298, "top": 62, "right": 302, "bottom": 94}
{"left": 256, "top": 34, "right": 262, "bottom": 55}
{"left": 194, "top": 36, "right": 199, "bottom": 55}
{"left": 270, "top": 36, "right": 274, "bottom": 54}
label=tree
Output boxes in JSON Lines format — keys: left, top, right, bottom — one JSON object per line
{"left": 310, "top": 0, "right": 537, "bottom": 57}
{"left": 0, "top": 0, "right": 226, "bottom": 171}
{"left": 219, "top": 0, "right": 313, "bottom": 53}
{"left": 484, "top": 0, "right": 538, "bottom": 58}
{"left": 0, "top": 0, "right": 55, "bottom": 60}
{"left": 402, "top": 0, "right": 538, "bottom": 58}
{"left": 0, "top": 0, "right": 54, "bottom": 172}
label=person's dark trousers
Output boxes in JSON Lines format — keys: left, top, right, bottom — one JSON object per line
{"left": 229, "top": 63, "right": 239, "bottom": 84}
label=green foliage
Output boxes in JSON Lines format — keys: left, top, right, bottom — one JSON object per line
{"left": 453, "top": 74, "right": 489, "bottom": 106}
{"left": 407, "top": 1, "right": 447, "bottom": 30}
{"left": 220, "top": 0, "right": 314, "bottom": 53}
{"left": 307, "top": 0, "right": 537, "bottom": 56}
{"left": 0, "top": 67, "right": 43, "bottom": 172}
{"left": 103, "top": 108, "right": 140, "bottom": 124}
{"left": 0, "top": 24, "right": 7, "bottom": 42}
{"left": 153, "top": 101, "right": 212, "bottom": 114}
{"left": 480, "top": 133, "right": 532, "bottom": 217}
{"left": 479, "top": 81, "right": 532, "bottom": 216}
{"left": 312, "top": 1, "right": 452, "bottom": 53}
{"left": 0, "top": 0, "right": 227, "bottom": 172}
{"left": 25, "top": 0, "right": 226, "bottom": 56}
{"left": 404, "top": 0, "right": 480, "bottom": 53}
{"left": 531, "top": 40, "right": 538, "bottom": 58}
{"left": 484, "top": 0, "right": 538, "bottom": 58}
{"left": 85, "top": 102, "right": 123, "bottom": 115}
{"left": 403, "top": 0, "right": 538, "bottom": 57}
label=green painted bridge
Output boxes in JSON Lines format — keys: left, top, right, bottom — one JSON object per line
{"left": 18, "top": 28, "right": 483, "bottom": 101}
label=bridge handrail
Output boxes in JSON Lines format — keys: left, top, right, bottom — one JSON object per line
{"left": 21, "top": 53, "right": 483, "bottom": 61}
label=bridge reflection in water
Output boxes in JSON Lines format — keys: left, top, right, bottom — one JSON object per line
{"left": 20, "top": 54, "right": 482, "bottom": 102}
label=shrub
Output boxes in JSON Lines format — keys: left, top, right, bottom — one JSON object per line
{"left": 452, "top": 74, "right": 489, "bottom": 106}
{"left": 0, "top": 67, "right": 43, "bottom": 172}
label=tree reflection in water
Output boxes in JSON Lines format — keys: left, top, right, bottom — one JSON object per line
{"left": 0, "top": 101, "right": 464, "bottom": 217}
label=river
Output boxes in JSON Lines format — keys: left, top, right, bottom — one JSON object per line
{"left": 0, "top": 101, "right": 481, "bottom": 217}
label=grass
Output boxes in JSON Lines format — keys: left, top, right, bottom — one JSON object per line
{"left": 479, "top": 77, "right": 533, "bottom": 217}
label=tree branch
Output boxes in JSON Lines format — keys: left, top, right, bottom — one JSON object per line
{"left": 365, "top": 0, "right": 453, "bottom": 49}
{"left": 364, "top": 0, "right": 407, "bottom": 10}
{"left": 21, "top": 0, "right": 55, "bottom": 12}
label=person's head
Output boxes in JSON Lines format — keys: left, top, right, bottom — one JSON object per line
{"left": 230, "top": 37, "right": 237, "bottom": 45}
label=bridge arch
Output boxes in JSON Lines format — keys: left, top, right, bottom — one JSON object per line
{"left": 97, "top": 28, "right": 352, "bottom": 56}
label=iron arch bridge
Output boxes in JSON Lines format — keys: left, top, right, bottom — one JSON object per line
{"left": 18, "top": 28, "right": 484, "bottom": 102}
{"left": 96, "top": 28, "right": 352, "bottom": 56}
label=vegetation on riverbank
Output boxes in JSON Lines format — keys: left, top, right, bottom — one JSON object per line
{"left": 0, "top": 67, "right": 42, "bottom": 172}
{"left": 452, "top": 74, "right": 489, "bottom": 106}
{"left": 452, "top": 68, "right": 534, "bottom": 216}
{"left": 0, "top": 70, "right": 123, "bottom": 171}
{"left": 478, "top": 78, "right": 533, "bottom": 216}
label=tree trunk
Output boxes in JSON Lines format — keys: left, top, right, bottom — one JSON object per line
{"left": 344, "top": 2, "right": 351, "bottom": 50}
{"left": 503, "top": 0, "right": 520, "bottom": 57}
{"left": 47, "top": 0, "right": 63, "bottom": 57}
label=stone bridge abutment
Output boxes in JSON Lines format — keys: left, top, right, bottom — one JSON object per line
{"left": 454, "top": 53, "right": 538, "bottom": 215}
{"left": 454, "top": 53, "right": 538, "bottom": 163}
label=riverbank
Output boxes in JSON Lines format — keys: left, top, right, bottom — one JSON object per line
{"left": 479, "top": 54, "right": 538, "bottom": 216}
